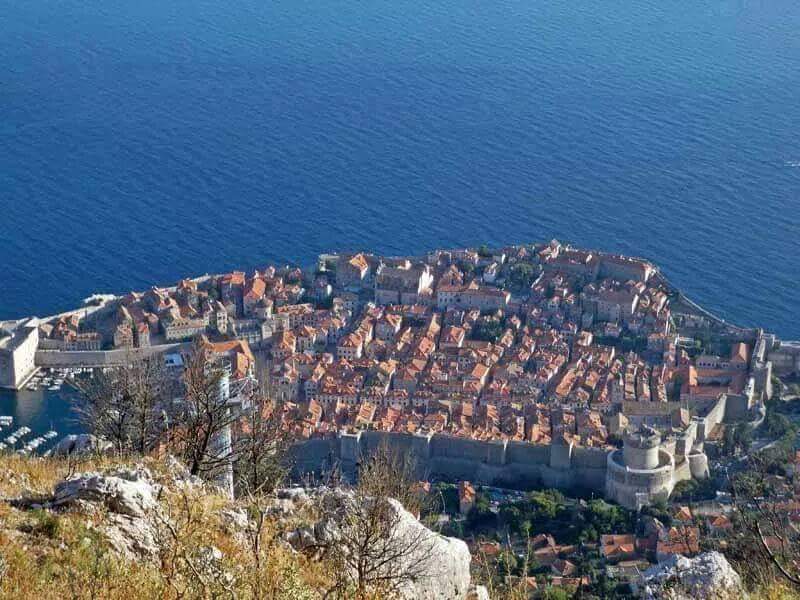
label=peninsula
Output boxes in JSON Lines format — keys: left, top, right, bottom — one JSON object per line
{"left": 3, "top": 241, "right": 800, "bottom": 599}
{"left": 1, "top": 241, "right": 790, "bottom": 508}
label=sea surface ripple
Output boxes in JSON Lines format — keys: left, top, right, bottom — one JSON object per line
{"left": 1, "top": 0, "right": 799, "bottom": 336}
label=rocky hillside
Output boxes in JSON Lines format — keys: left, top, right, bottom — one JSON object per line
{"left": 0, "top": 453, "right": 487, "bottom": 599}
{"left": 1, "top": 453, "right": 792, "bottom": 600}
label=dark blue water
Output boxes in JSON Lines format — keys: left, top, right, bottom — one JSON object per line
{"left": 2, "top": 0, "right": 799, "bottom": 338}
{"left": 0, "top": 388, "right": 82, "bottom": 442}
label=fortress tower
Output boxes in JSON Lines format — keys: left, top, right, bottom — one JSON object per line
{"left": 606, "top": 424, "right": 678, "bottom": 510}
{"left": 623, "top": 425, "right": 661, "bottom": 470}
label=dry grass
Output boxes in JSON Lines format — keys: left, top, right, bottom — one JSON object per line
{"left": 0, "top": 454, "right": 119, "bottom": 498}
{"left": 0, "top": 454, "right": 330, "bottom": 600}
{"left": 751, "top": 583, "right": 800, "bottom": 600}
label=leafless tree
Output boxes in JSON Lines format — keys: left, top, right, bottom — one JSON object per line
{"left": 233, "top": 379, "right": 294, "bottom": 497}
{"left": 728, "top": 451, "right": 800, "bottom": 590}
{"left": 356, "top": 439, "right": 431, "bottom": 518}
{"left": 170, "top": 338, "right": 239, "bottom": 479}
{"left": 152, "top": 485, "right": 238, "bottom": 599}
{"left": 320, "top": 493, "right": 437, "bottom": 599}
{"left": 309, "top": 442, "right": 439, "bottom": 599}
{"left": 75, "top": 351, "right": 170, "bottom": 455}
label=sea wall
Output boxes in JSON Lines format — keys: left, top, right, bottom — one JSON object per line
{"left": 34, "top": 344, "right": 188, "bottom": 368}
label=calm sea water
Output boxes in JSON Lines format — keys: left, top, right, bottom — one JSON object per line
{"left": 0, "top": 388, "right": 81, "bottom": 442}
{"left": 1, "top": 0, "right": 799, "bottom": 347}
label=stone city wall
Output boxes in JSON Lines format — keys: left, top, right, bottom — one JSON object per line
{"left": 290, "top": 431, "right": 610, "bottom": 494}
{"left": 34, "top": 344, "right": 188, "bottom": 368}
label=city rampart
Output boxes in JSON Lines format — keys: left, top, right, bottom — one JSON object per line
{"left": 291, "top": 431, "right": 609, "bottom": 496}
{"left": 289, "top": 425, "right": 710, "bottom": 510}
{"left": 34, "top": 343, "right": 189, "bottom": 369}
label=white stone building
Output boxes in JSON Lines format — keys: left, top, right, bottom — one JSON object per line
{"left": 0, "top": 318, "right": 39, "bottom": 389}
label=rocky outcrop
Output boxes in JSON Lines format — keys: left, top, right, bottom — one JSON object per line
{"left": 52, "top": 466, "right": 159, "bottom": 518}
{"left": 287, "top": 488, "right": 472, "bottom": 600}
{"left": 5, "top": 459, "right": 481, "bottom": 595}
{"left": 103, "top": 512, "right": 160, "bottom": 558}
{"left": 639, "top": 551, "right": 744, "bottom": 600}
{"left": 49, "top": 466, "right": 162, "bottom": 559}
{"left": 467, "top": 585, "right": 490, "bottom": 600}
{"left": 268, "top": 486, "right": 311, "bottom": 516}
{"left": 54, "top": 434, "right": 113, "bottom": 456}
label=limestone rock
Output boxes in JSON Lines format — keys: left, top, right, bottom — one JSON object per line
{"left": 269, "top": 487, "right": 312, "bottom": 517}
{"left": 54, "top": 434, "right": 112, "bottom": 457}
{"left": 293, "top": 488, "right": 472, "bottom": 599}
{"left": 467, "top": 585, "right": 490, "bottom": 600}
{"left": 193, "top": 546, "right": 234, "bottom": 587}
{"left": 164, "top": 455, "right": 204, "bottom": 490}
{"left": 52, "top": 467, "right": 158, "bottom": 518}
{"left": 103, "top": 513, "right": 159, "bottom": 559}
{"left": 276, "top": 487, "right": 310, "bottom": 506}
{"left": 640, "top": 551, "right": 744, "bottom": 600}
{"left": 220, "top": 506, "right": 252, "bottom": 547}
{"left": 285, "top": 526, "right": 316, "bottom": 551}
{"left": 221, "top": 507, "right": 250, "bottom": 534}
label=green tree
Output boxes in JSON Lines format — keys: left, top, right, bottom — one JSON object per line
{"left": 466, "top": 493, "right": 497, "bottom": 532}
{"left": 527, "top": 489, "right": 565, "bottom": 521}
{"left": 540, "top": 586, "right": 570, "bottom": 600}
{"left": 472, "top": 319, "right": 504, "bottom": 343}
{"left": 509, "top": 263, "right": 537, "bottom": 290}
{"left": 734, "top": 423, "right": 754, "bottom": 453}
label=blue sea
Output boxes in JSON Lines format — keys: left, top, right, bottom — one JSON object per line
{"left": 1, "top": 0, "right": 799, "bottom": 345}
{"left": 0, "top": 387, "right": 82, "bottom": 444}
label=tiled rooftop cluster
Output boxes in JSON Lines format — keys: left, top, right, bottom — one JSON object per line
{"left": 65, "top": 241, "right": 756, "bottom": 447}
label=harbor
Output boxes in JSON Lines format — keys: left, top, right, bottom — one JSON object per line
{"left": 22, "top": 366, "right": 86, "bottom": 393}
{"left": 0, "top": 375, "right": 84, "bottom": 455}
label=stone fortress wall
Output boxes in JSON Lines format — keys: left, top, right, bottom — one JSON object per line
{"left": 290, "top": 429, "right": 670, "bottom": 509}
{"left": 290, "top": 430, "right": 610, "bottom": 494}
{"left": 289, "top": 393, "right": 743, "bottom": 510}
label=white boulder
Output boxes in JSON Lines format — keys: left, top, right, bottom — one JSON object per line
{"left": 52, "top": 467, "right": 159, "bottom": 518}
{"left": 103, "top": 513, "right": 159, "bottom": 559}
{"left": 467, "top": 585, "right": 490, "bottom": 600}
{"left": 640, "top": 551, "right": 744, "bottom": 600}
{"left": 293, "top": 489, "right": 472, "bottom": 599}
{"left": 54, "top": 434, "right": 112, "bottom": 456}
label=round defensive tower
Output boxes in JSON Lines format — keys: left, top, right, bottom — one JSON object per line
{"left": 606, "top": 425, "right": 676, "bottom": 510}
{"left": 623, "top": 425, "right": 661, "bottom": 470}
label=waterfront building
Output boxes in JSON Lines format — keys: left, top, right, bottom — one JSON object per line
{"left": 0, "top": 318, "right": 39, "bottom": 389}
